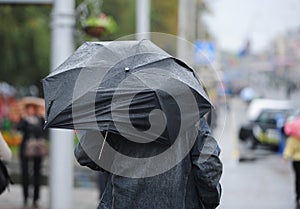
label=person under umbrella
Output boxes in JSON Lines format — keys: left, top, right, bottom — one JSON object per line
{"left": 43, "top": 40, "right": 222, "bottom": 209}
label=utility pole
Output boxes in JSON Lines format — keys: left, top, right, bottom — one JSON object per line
{"left": 177, "top": 0, "right": 188, "bottom": 60}
{"left": 136, "top": 0, "right": 150, "bottom": 40}
{"left": 50, "top": 0, "right": 75, "bottom": 208}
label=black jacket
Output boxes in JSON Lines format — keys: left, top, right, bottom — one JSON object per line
{"left": 17, "top": 116, "right": 45, "bottom": 156}
{"left": 75, "top": 118, "right": 222, "bottom": 209}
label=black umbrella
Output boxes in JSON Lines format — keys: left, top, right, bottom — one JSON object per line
{"left": 43, "top": 40, "right": 211, "bottom": 145}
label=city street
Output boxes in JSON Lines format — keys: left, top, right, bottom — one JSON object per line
{"left": 0, "top": 0, "right": 299, "bottom": 209}
{"left": 218, "top": 97, "right": 295, "bottom": 209}
{"left": 0, "top": 96, "right": 297, "bottom": 209}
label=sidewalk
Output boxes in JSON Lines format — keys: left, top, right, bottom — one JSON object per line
{"left": 0, "top": 185, "right": 99, "bottom": 209}
{"left": 1, "top": 154, "right": 100, "bottom": 209}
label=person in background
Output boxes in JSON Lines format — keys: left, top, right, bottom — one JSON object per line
{"left": 17, "top": 104, "right": 45, "bottom": 209}
{"left": 0, "top": 131, "right": 12, "bottom": 161}
{"left": 283, "top": 135, "right": 300, "bottom": 209}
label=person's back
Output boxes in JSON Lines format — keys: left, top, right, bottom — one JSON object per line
{"left": 100, "top": 158, "right": 191, "bottom": 209}
{"left": 76, "top": 118, "right": 222, "bottom": 209}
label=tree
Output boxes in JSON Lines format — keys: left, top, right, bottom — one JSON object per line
{"left": 0, "top": 1, "right": 182, "bottom": 96}
{"left": 0, "top": 5, "right": 51, "bottom": 96}
{"left": 151, "top": 0, "right": 178, "bottom": 35}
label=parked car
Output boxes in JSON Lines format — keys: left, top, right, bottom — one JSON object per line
{"left": 238, "top": 99, "right": 293, "bottom": 149}
{"left": 286, "top": 109, "right": 300, "bottom": 123}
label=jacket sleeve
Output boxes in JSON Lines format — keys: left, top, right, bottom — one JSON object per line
{"left": 190, "top": 118, "right": 222, "bottom": 209}
{"left": 283, "top": 137, "right": 294, "bottom": 160}
{"left": 74, "top": 130, "right": 107, "bottom": 171}
{"left": 0, "top": 132, "right": 12, "bottom": 161}
{"left": 74, "top": 142, "right": 104, "bottom": 171}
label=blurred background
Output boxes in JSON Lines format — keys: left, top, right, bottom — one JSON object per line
{"left": 0, "top": 0, "right": 300, "bottom": 208}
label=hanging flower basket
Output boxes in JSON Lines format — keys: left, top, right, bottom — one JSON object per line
{"left": 82, "top": 13, "right": 117, "bottom": 38}
{"left": 83, "top": 26, "right": 106, "bottom": 38}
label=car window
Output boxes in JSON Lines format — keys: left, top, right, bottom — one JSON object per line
{"left": 257, "top": 110, "right": 288, "bottom": 125}
{"left": 257, "top": 111, "right": 275, "bottom": 124}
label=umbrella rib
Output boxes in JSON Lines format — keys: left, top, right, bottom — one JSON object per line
{"left": 133, "top": 56, "right": 171, "bottom": 71}
{"left": 98, "top": 131, "right": 109, "bottom": 161}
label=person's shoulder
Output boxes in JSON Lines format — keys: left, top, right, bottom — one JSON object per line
{"left": 288, "top": 136, "right": 300, "bottom": 144}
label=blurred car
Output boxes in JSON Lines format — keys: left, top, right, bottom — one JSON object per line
{"left": 238, "top": 99, "right": 293, "bottom": 149}
{"left": 286, "top": 109, "right": 300, "bottom": 122}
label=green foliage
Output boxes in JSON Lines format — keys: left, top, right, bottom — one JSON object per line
{"left": 0, "top": 1, "right": 180, "bottom": 96}
{"left": 101, "top": 0, "right": 178, "bottom": 38}
{"left": 0, "top": 5, "right": 51, "bottom": 95}
{"left": 101, "top": 0, "right": 136, "bottom": 40}
{"left": 151, "top": 0, "right": 178, "bottom": 35}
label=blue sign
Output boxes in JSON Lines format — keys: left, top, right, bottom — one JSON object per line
{"left": 194, "top": 41, "right": 215, "bottom": 65}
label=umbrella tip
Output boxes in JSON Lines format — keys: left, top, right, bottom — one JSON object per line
{"left": 43, "top": 121, "right": 48, "bottom": 130}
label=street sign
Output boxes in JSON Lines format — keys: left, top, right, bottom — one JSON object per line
{"left": 194, "top": 41, "right": 215, "bottom": 65}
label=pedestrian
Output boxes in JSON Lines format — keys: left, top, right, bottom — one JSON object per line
{"left": 75, "top": 117, "right": 222, "bottom": 209}
{"left": 286, "top": 82, "right": 297, "bottom": 99}
{"left": 283, "top": 135, "right": 300, "bottom": 208}
{"left": 17, "top": 103, "right": 46, "bottom": 209}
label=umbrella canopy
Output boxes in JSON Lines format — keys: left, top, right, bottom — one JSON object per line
{"left": 43, "top": 40, "right": 211, "bottom": 145}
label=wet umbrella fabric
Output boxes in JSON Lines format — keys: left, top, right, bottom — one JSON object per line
{"left": 43, "top": 40, "right": 211, "bottom": 145}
